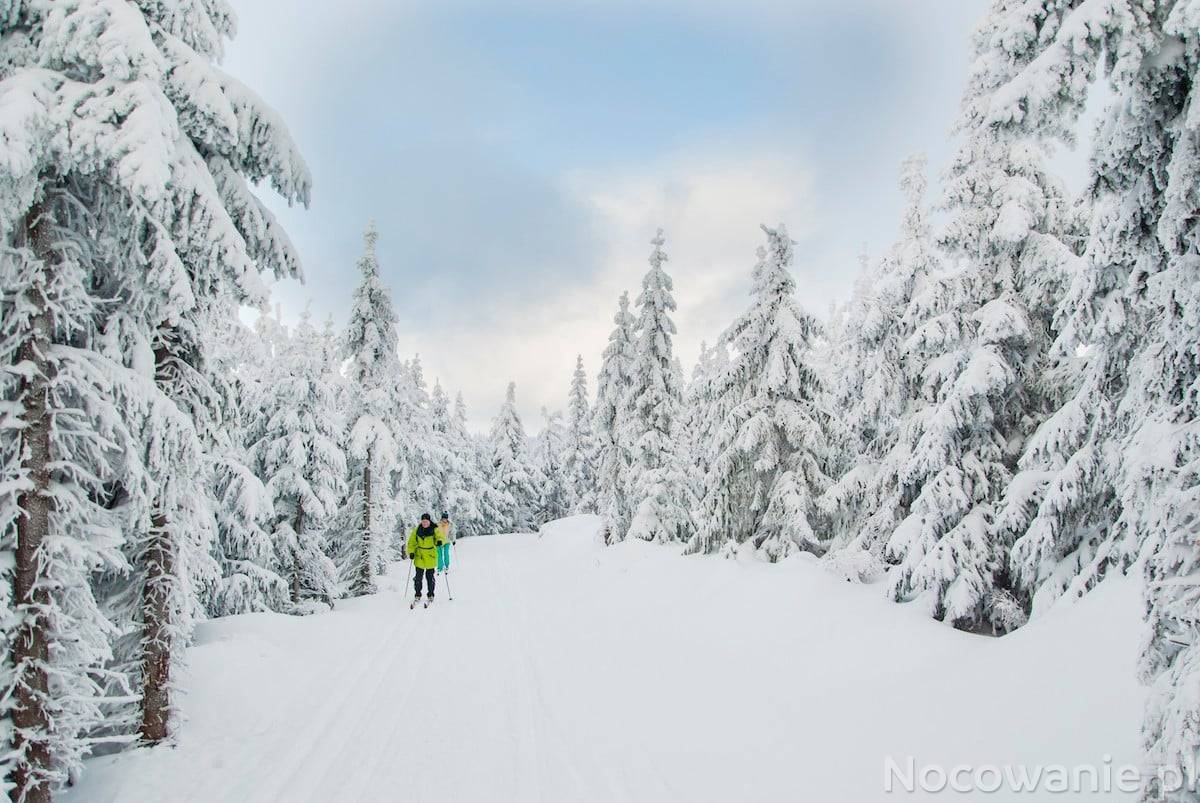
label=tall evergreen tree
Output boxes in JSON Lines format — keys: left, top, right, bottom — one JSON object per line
{"left": 1134, "top": 7, "right": 1200, "bottom": 790}
{"left": 977, "top": 0, "right": 1200, "bottom": 790}
{"left": 693, "top": 224, "right": 831, "bottom": 561}
{"left": 203, "top": 302, "right": 285, "bottom": 617}
{"left": 393, "top": 356, "right": 444, "bottom": 545}
{"left": 564, "top": 356, "right": 595, "bottom": 513}
{"left": 453, "top": 392, "right": 511, "bottom": 536}
{"left": 1, "top": 1, "right": 310, "bottom": 786}
{"left": 341, "top": 222, "right": 400, "bottom": 595}
{"left": 429, "top": 383, "right": 505, "bottom": 538}
{"left": 592, "top": 293, "right": 637, "bottom": 544}
{"left": 884, "top": 2, "right": 1079, "bottom": 632}
{"left": 819, "top": 248, "right": 874, "bottom": 515}
{"left": 821, "top": 154, "right": 943, "bottom": 565}
{"left": 257, "top": 309, "right": 345, "bottom": 609}
{"left": 429, "top": 381, "right": 458, "bottom": 511}
{"left": 625, "top": 229, "right": 693, "bottom": 544}
{"left": 680, "top": 340, "right": 732, "bottom": 528}
{"left": 531, "top": 408, "right": 570, "bottom": 524}
{"left": 961, "top": 0, "right": 1200, "bottom": 788}
{"left": 488, "top": 383, "right": 539, "bottom": 533}
{"left": 679, "top": 342, "right": 715, "bottom": 524}
{"left": 0, "top": 189, "right": 148, "bottom": 801}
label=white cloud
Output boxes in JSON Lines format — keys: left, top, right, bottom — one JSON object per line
{"left": 566, "top": 144, "right": 820, "bottom": 363}
{"left": 408, "top": 142, "right": 822, "bottom": 432}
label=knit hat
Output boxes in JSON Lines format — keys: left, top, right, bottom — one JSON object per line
{"left": 440, "top": 512, "right": 450, "bottom": 520}
{"left": 420, "top": 513, "right": 432, "bottom": 522}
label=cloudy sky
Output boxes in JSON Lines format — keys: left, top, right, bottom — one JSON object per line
{"left": 226, "top": 0, "right": 999, "bottom": 430}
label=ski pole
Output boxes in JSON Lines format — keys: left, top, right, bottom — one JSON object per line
{"left": 444, "top": 568, "right": 453, "bottom": 602}
{"left": 405, "top": 554, "right": 415, "bottom": 603}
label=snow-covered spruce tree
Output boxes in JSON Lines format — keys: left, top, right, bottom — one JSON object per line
{"left": 429, "top": 382, "right": 463, "bottom": 515}
{"left": 392, "top": 356, "right": 445, "bottom": 548}
{"left": 986, "top": 1, "right": 1200, "bottom": 786}
{"left": 257, "top": 309, "right": 346, "bottom": 610}
{"left": 531, "top": 408, "right": 570, "bottom": 524}
{"left": 488, "top": 383, "right": 539, "bottom": 533}
{"left": 1, "top": 0, "right": 311, "bottom": 776}
{"left": 592, "top": 292, "right": 638, "bottom": 544}
{"left": 927, "top": 33, "right": 1200, "bottom": 782}
{"left": 203, "top": 301, "right": 285, "bottom": 617}
{"left": 125, "top": 20, "right": 307, "bottom": 748}
{"left": 564, "top": 355, "right": 595, "bottom": 513}
{"left": 820, "top": 155, "right": 943, "bottom": 570}
{"left": 884, "top": 2, "right": 1081, "bottom": 632}
{"left": 679, "top": 339, "right": 731, "bottom": 532}
{"left": 684, "top": 343, "right": 716, "bottom": 433}
{"left": 0, "top": 185, "right": 158, "bottom": 799}
{"left": 341, "top": 222, "right": 401, "bottom": 595}
{"left": 454, "top": 392, "right": 470, "bottom": 435}
{"left": 452, "top": 392, "right": 511, "bottom": 536}
{"left": 427, "top": 382, "right": 500, "bottom": 538}
{"left": 431, "top": 381, "right": 452, "bottom": 436}
{"left": 693, "top": 225, "right": 831, "bottom": 561}
{"left": 625, "top": 229, "right": 694, "bottom": 544}
{"left": 1115, "top": 5, "right": 1200, "bottom": 796}
{"left": 969, "top": 21, "right": 1200, "bottom": 757}
{"left": 679, "top": 342, "right": 716, "bottom": 523}
{"left": 819, "top": 248, "right": 874, "bottom": 507}
{"left": 311, "top": 314, "right": 358, "bottom": 569}
{"left": 949, "top": 1, "right": 1140, "bottom": 622}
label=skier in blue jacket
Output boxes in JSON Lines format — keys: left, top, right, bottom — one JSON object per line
{"left": 436, "top": 512, "right": 453, "bottom": 573}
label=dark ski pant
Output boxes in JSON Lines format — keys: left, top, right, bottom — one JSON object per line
{"left": 414, "top": 567, "right": 436, "bottom": 598}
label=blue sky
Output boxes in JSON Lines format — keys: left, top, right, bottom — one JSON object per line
{"left": 226, "top": 0, "right": 997, "bottom": 429}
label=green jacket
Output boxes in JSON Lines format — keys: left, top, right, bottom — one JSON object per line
{"left": 408, "top": 526, "right": 447, "bottom": 570}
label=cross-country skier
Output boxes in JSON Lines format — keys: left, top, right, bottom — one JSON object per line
{"left": 408, "top": 513, "right": 447, "bottom": 606}
{"left": 436, "top": 512, "right": 453, "bottom": 574}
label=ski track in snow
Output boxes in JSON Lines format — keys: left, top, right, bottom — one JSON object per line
{"left": 494, "top": 546, "right": 619, "bottom": 803}
{"left": 66, "top": 515, "right": 1147, "bottom": 803}
{"left": 220, "top": 594, "right": 415, "bottom": 803}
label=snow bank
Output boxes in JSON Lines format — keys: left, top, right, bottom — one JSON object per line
{"left": 67, "top": 515, "right": 1145, "bottom": 802}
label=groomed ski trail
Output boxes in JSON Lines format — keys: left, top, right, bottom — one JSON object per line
{"left": 66, "top": 515, "right": 1147, "bottom": 803}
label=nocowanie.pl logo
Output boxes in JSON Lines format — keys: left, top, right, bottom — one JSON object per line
{"left": 884, "top": 755, "right": 1199, "bottom": 795}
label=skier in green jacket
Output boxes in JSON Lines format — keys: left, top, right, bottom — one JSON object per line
{"left": 408, "top": 513, "right": 447, "bottom": 606}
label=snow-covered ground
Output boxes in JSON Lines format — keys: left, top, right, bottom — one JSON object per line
{"left": 67, "top": 515, "right": 1145, "bottom": 802}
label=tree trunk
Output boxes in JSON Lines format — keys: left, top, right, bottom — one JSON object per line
{"left": 291, "top": 507, "right": 304, "bottom": 604}
{"left": 139, "top": 512, "right": 173, "bottom": 744}
{"left": 10, "top": 202, "right": 56, "bottom": 803}
{"left": 140, "top": 338, "right": 175, "bottom": 745}
{"left": 361, "top": 446, "right": 373, "bottom": 594}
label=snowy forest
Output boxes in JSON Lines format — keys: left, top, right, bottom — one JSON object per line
{"left": 1, "top": 1, "right": 1198, "bottom": 802}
